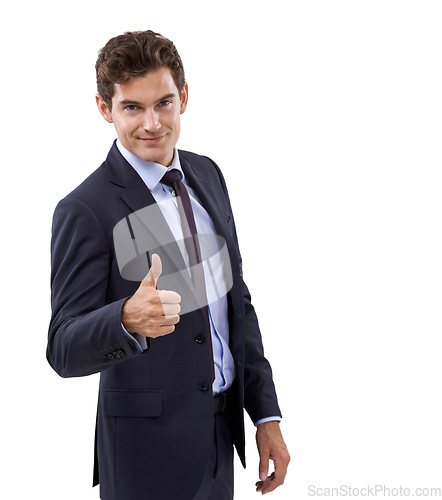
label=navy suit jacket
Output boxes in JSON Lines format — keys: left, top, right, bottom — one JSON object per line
{"left": 47, "top": 142, "right": 281, "bottom": 500}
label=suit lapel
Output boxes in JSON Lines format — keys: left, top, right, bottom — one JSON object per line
{"left": 180, "top": 155, "right": 233, "bottom": 246}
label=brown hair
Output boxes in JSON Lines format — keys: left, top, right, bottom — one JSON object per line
{"left": 96, "top": 30, "right": 185, "bottom": 109}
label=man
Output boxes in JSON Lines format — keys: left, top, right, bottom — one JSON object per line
{"left": 47, "top": 30, "right": 290, "bottom": 500}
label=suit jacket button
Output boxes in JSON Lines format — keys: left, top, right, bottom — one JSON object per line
{"left": 198, "top": 381, "right": 210, "bottom": 392}
{"left": 194, "top": 333, "right": 206, "bottom": 344}
{"left": 106, "top": 353, "right": 114, "bottom": 361}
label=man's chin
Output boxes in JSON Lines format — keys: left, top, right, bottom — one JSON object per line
{"left": 136, "top": 149, "right": 173, "bottom": 166}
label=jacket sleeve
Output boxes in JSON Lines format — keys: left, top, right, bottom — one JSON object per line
{"left": 47, "top": 197, "right": 143, "bottom": 378}
{"left": 205, "top": 157, "right": 282, "bottom": 423}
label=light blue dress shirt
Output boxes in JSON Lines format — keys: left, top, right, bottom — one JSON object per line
{"left": 117, "top": 140, "right": 280, "bottom": 426}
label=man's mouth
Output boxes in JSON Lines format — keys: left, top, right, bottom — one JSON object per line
{"left": 138, "top": 135, "right": 165, "bottom": 143}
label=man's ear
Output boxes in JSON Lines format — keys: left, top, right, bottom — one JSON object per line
{"left": 179, "top": 82, "right": 189, "bottom": 114}
{"left": 96, "top": 94, "right": 113, "bottom": 123}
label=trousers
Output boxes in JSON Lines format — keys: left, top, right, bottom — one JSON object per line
{"left": 192, "top": 407, "right": 235, "bottom": 500}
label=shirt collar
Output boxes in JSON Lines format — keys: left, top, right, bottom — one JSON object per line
{"left": 116, "top": 139, "right": 184, "bottom": 190}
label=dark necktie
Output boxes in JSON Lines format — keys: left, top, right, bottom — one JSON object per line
{"left": 161, "top": 169, "right": 215, "bottom": 381}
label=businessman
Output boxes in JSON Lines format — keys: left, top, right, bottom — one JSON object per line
{"left": 47, "top": 30, "right": 290, "bottom": 500}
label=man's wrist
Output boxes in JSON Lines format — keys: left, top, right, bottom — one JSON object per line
{"left": 121, "top": 297, "right": 135, "bottom": 333}
{"left": 254, "top": 416, "right": 282, "bottom": 427}
{"left": 120, "top": 322, "right": 146, "bottom": 353}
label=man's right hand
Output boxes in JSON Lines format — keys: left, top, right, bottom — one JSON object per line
{"left": 121, "top": 254, "right": 181, "bottom": 338}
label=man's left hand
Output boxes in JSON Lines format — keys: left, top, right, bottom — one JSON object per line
{"left": 255, "top": 421, "right": 290, "bottom": 495}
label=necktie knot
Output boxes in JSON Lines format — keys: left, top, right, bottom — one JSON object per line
{"left": 161, "top": 169, "right": 181, "bottom": 188}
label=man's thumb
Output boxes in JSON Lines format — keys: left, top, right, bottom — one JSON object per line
{"left": 143, "top": 253, "right": 162, "bottom": 288}
{"left": 259, "top": 456, "right": 269, "bottom": 482}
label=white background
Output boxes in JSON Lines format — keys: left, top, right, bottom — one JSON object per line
{"left": 1, "top": 1, "right": 442, "bottom": 499}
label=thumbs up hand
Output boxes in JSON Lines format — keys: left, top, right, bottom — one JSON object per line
{"left": 121, "top": 254, "right": 181, "bottom": 338}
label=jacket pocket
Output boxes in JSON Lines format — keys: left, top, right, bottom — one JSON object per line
{"left": 104, "top": 389, "right": 162, "bottom": 417}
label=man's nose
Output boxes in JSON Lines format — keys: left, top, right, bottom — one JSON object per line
{"left": 143, "top": 109, "right": 160, "bottom": 132}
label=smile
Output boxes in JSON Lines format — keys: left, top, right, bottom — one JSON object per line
{"left": 138, "top": 135, "right": 165, "bottom": 143}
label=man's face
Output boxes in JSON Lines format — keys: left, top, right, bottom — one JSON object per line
{"left": 96, "top": 67, "right": 188, "bottom": 167}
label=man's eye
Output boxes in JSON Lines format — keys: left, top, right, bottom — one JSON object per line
{"left": 126, "top": 105, "right": 139, "bottom": 111}
{"left": 158, "top": 100, "right": 172, "bottom": 107}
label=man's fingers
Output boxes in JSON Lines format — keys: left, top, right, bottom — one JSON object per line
{"left": 257, "top": 458, "right": 287, "bottom": 495}
{"left": 157, "top": 289, "right": 181, "bottom": 305}
{"left": 161, "top": 303, "right": 181, "bottom": 316}
{"left": 152, "top": 323, "right": 178, "bottom": 337}
{"left": 143, "top": 253, "right": 162, "bottom": 288}
{"left": 255, "top": 472, "right": 275, "bottom": 492}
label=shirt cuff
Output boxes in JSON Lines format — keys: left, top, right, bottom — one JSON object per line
{"left": 121, "top": 323, "right": 148, "bottom": 352}
{"left": 254, "top": 416, "right": 282, "bottom": 427}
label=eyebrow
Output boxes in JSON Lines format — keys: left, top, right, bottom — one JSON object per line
{"left": 119, "top": 93, "right": 177, "bottom": 106}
